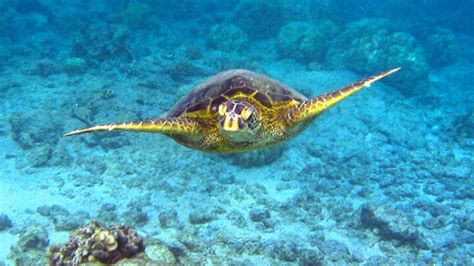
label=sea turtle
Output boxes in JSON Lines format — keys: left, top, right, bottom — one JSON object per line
{"left": 65, "top": 68, "right": 400, "bottom": 153}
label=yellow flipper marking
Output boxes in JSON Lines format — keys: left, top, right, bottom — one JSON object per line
{"left": 64, "top": 118, "right": 202, "bottom": 139}
{"left": 288, "top": 68, "right": 400, "bottom": 124}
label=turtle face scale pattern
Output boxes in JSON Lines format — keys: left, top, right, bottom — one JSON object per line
{"left": 64, "top": 68, "right": 400, "bottom": 153}
{"left": 217, "top": 99, "right": 261, "bottom": 143}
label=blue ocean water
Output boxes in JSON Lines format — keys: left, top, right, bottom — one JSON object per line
{"left": 0, "top": 0, "right": 473, "bottom": 264}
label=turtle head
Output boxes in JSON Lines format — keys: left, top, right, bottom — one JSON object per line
{"left": 217, "top": 100, "right": 260, "bottom": 143}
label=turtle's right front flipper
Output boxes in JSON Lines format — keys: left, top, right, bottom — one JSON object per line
{"left": 64, "top": 118, "right": 202, "bottom": 141}
{"left": 286, "top": 68, "right": 400, "bottom": 126}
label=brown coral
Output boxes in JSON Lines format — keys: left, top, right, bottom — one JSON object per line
{"left": 49, "top": 221, "right": 144, "bottom": 265}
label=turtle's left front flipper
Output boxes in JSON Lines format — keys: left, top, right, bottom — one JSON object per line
{"left": 286, "top": 68, "right": 400, "bottom": 125}
{"left": 64, "top": 118, "right": 202, "bottom": 141}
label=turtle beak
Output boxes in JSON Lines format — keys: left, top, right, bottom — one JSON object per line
{"left": 222, "top": 116, "right": 240, "bottom": 132}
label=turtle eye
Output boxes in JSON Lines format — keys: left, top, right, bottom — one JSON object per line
{"left": 218, "top": 104, "right": 227, "bottom": 116}
{"left": 241, "top": 108, "right": 252, "bottom": 121}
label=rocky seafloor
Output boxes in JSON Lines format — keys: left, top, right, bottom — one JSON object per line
{"left": 0, "top": 0, "right": 473, "bottom": 265}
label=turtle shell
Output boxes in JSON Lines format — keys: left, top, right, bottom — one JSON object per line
{"left": 166, "top": 69, "right": 308, "bottom": 118}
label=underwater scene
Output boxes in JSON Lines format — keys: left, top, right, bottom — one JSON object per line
{"left": 0, "top": 0, "right": 473, "bottom": 265}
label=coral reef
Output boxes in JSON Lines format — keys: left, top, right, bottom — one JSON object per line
{"left": 327, "top": 18, "right": 430, "bottom": 96}
{"left": 184, "top": 45, "right": 203, "bottom": 60}
{"left": 31, "top": 59, "right": 59, "bottom": 77}
{"left": 13, "top": 0, "right": 54, "bottom": 22}
{"left": 120, "top": 1, "right": 153, "bottom": 29}
{"left": 424, "top": 27, "right": 458, "bottom": 67}
{"left": 277, "top": 20, "right": 338, "bottom": 63}
{"left": 206, "top": 23, "right": 249, "bottom": 52}
{"left": 72, "top": 22, "right": 132, "bottom": 64}
{"left": 232, "top": 0, "right": 285, "bottom": 39}
{"left": 16, "top": 117, "right": 56, "bottom": 144}
{"left": 17, "top": 224, "right": 49, "bottom": 251}
{"left": 265, "top": 238, "right": 320, "bottom": 263}
{"left": 166, "top": 61, "right": 203, "bottom": 82}
{"left": 9, "top": 111, "right": 63, "bottom": 167}
{"left": 145, "top": 242, "right": 177, "bottom": 265}
{"left": 65, "top": 86, "right": 133, "bottom": 150}
{"left": 216, "top": 173, "right": 235, "bottom": 185}
{"left": 8, "top": 224, "right": 49, "bottom": 265}
{"left": 96, "top": 203, "right": 120, "bottom": 225}
{"left": 49, "top": 221, "right": 145, "bottom": 265}
{"left": 159, "top": 209, "right": 179, "bottom": 229}
{"left": 37, "top": 204, "right": 88, "bottom": 231}
{"left": 360, "top": 204, "right": 419, "bottom": 245}
{"left": 153, "top": 0, "right": 221, "bottom": 20}
{"left": 189, "top": 211, "right": 216, "bottom": 225}
{"left": 62, "top": 57, "right": 87, "bottom": 74}
{"left": 203, "top": 55, "right": 260, "bottom": 73}
{"left": 249, "top": 208, "right": 270, "bottom": 222}
{"left": 123, "top": 206, "right": 149, "bottom": 227}
{"left": 0, "top": 213, "right": 12, "bottom": 231}
{"left": 450, "top": 111, "right": 474, "bottom": 144}
{"left": 226, "top": 210, "right": 247, "bottom": 228}
{"left": 316, "top": 239, "right": 351, "bottom": 264}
